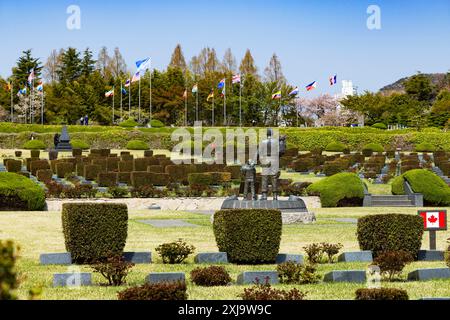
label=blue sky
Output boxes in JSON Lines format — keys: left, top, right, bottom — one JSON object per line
{"left": 1, "top": 0, "right": 449, "bottom": 95}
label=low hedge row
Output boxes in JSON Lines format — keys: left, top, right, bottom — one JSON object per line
{"left": 0, "top": 172, "right": 46, "bottom": 210}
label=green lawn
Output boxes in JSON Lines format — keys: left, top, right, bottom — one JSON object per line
{"left": 1, "top": 206, "right": 450, "bottom": 300}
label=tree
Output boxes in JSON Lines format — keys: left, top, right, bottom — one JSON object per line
{"left": 12, "top": 49, "right": 43, "bottom": 88}
{"left": 239, "top": 49, "right": 258, "bottom": 77}
{"left": 57, "top": 47, "right": 82, "bottom": 83}
{"left": 109, "top": 47, "right": 127, "bottom": 79}
{"left": 301, "top": 94, "right": 340, "bottom": 126}
{"left": 222, "top": 48, "right": 236, "bottom": 74}
{"left": 264, "top": 53, "right": 285, "bottom": 85}
{"left": 169, "top": 44, "right": 187, "bottom": 71}
{"left": 80, "top": 48, "right": 96, "bottom": 78}
{"left": 404, "top": 73, "right": 434, "bottom": 102}
{"left": 97, "top": 46, "right": 111, "bottom": 78}
{"left": 43, "top": 49, "right": 64, "bottom": 83}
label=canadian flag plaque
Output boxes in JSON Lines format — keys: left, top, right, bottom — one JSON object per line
{"left": 418, "top": 210, "right": 447, "bottom": 231}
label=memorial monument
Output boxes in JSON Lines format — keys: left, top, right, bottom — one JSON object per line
{"left": 55, "top": 125, "right": 73, "bottom": 151}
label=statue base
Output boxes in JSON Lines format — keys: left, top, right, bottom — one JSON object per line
{"left": 56, "top": 142, "right": 73, "bottom": 151}
{"left": 220, "top": 195, "right": 315, "bottom": 224}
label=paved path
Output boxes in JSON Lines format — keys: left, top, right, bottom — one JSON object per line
{"left": 138, "top": 219, "right": 198, "bottom": 228}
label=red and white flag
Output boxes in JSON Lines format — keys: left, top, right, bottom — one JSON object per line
{"left": 232, "top": 74, "right": 241, "bottom": 84}
{"left": 419, "top": 211, "right": 447, "bottom": 229}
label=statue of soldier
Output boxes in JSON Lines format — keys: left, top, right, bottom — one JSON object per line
{"left": 241, "top": 160, "right": 257, "bottom": 200}
{"left": 259, "top": 128, "right": 284, "bottom": 200}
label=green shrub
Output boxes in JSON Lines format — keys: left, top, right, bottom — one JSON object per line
{"left": 150, "top": 119, "right": 165, "bottom": 128}
{"left": 277, "top": 261, "right": 320, "bottom": 284}
{"left": 36, "top": 169, "right": 53, "bottom": 183}
{"left": 190, "top": 266, "right": 232, "bottom": 286}
{"left": 117, "top": 172, "right": 131, "bottom": 184}
{"left": 362, "top": 143, "right": 384, "bottom": 153}
{"left": 126, "top": 140, "right": 149, "bottom": 150}
{"left": 239, "top": 283, "right": 307, "bottom": 301}
{"left": 119, "top": 118, "right": 139, "bottom": 128}
{"left": 117, "top": 281, "right": 187, "bottom": 300}
{"left": 325, "top": 141, "right": 347, "bottom": 152}
{"left": 0, "top": 172, "right": 45, "bottom": 210}
{"left": 415, "top": 142, "right": 436, "bottom": 152}
{"left": 399, "top": 169, "right": 450, "bottom": 206}
{"left": 108, "top": 186, "right": 128, "bottom": 198}
{"left": 374, "top": 250, "right": 413, "bottom": 281}
{"left": 6, "top": 160, "right": 22, "bottom": 173}
{"left": 147, "top": 165, "right": 164, "bottom": 173}
{"left": 144, "top": 150, "right": 154, "bottom": 157}
{"left": 97, "top": 172, "right": 118, "bottom": 187}
{"left": 306, "top": 173, "right": 364, "bottom": 207}
{"left": 62, "top": 203, "right": 128, "bottom": 264}
{"left": 83, "top": 164, "right": 101, "bottom": 180}
{"left": 106, "top": 157, "right": 119, "bottom": 172}
{"left": 30, "top": 150, "right": 40, "bottom": 158}
{"left": 71, "top": 139, "right": 90, "bottom": 150}
{"left": 23, "top": 140, "right": 46, "bottom": 150}
{"left": 391, "top": 176, "right": 405, "bottom": 195}
{"left": 149, "top": 173, "right": 170, "bottom": 186}
{"left": 131, "top": 171, "right": 152, "bottom": 188}
{"left": 119, "top": 160, "right": 134, "bottom": 172}
{"left": 0, "top": 240, "right": 20, "bottom": 300}
{"left": 321, "top": 242, "right": 344, "bottom": 263}
{"left": 291, "top": 158, "right": 314, "bottom": 172}
{"left": 155, "top": 239, "right": 195, "bottom": 264}
{"left": 357, "top": 214, "right": 424, "bottom": 258}
{"left": 213, "top": 209, "right": 282, "bottom": 264}
{"left": 56, "top": 162, "right": 74, "bottom": 179}
{"left": 355, "top": 288, "right": 408, "bottom": 300}
{"left": 322, "top": 162, "right": 346, "bottom": 176}
{"left": 91, "top": 158, "right": 107, "bottom": 172}
{"left": 371, "top": 123, "right": 387, "bottom": 130}
{"left": 91, "top": 255, "right": 134, "bottom": 286}
{"left": 133, "top": 158, "right": 151, "bottom": 171}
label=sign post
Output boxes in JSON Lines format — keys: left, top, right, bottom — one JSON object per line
{"left": 418, "top": 210, "right": 447, "bottom": 250}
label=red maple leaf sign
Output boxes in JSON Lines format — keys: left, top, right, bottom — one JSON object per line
{"left": 428, "top": 215, "right": 438, "bottom": 224}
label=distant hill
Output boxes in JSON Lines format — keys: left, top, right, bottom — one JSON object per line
{"left": 379, "top": 73, "right": 448, "bottom": 94}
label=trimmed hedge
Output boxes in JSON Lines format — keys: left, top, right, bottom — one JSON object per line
{"left": 6, "top": 160, "right": 22, "bottom": 173}
{"left": 71, "top": 139, "right": 90, "bottom": 150}
{"left": 150, "top": 119, "right": 165, "bottom": 128}
{"left": 36, "top": 169, "right": 53, "bottom": 183}
{"left": 118, "top": 172, "right": 131, "bottom": 184}
{"left": 306, "top": 173, "right": 364, "bottom": 207}
{"left": 391, "top": 176, "right": 405, "bottom": 195}
{"left": 362, "top": 143, "right": 384, "bottom": 153}
{"left": 126, "top": 140, "right": 149, "bottom": 150}
{"left": 147, "top": 165, "right": 164, "bottom": 173}
{"left": 119, "top": 161, "right": 134, "bottom": 172}
{"left": 213, "top": 209, "right": 282, "bottom": 264}
{"left": 0, "top": 172, "right": 46, "bottom": 210}
{"left": 23, "top": 140, "right": 46, "bottom": 150}
{"left": 131, "top": 171, "right": 152, "bottom": 188}
{"left": 188, "top": 172, "right": 231, "bottom": 186}
{"left": 357, "top": 214, "right": 424, "bottom": 258}
{"left": 84, "top": 164, "right": 102, "bottom": 181}
{"left": 371, "top": 123, "right": 387, "bottom": 130}
{"left": 325, "top": 141, "right": 347, "bottom": 152}
{"left": 97, "top": 172, "right": 118, "bottom": 187}
{"left": 117, "top": 282, "right": 187, "bottom": 300}
{"left": 30, "top": 160, "right": 50, "bottom": 176}
{"left": 415, "top": 142, "right": 436, "bottom": 152}
{"left": 119, "top": 118, "right": 139, "bottom": 128}
{"left": 62, "top": 203, "right": 128, "bottom": 264}
{"left": 355, "top": 288, "right": 408, "bottom": 300}
{"left": 56, "top": 162, "right": 74, "bottom": 179}
{"left": 149, "top": 173, "right": 170, "bottom": 186}
{"left": 393, "top": 169, "right": 450, "bottom": 206}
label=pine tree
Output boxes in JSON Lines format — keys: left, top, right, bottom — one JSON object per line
{"left": 239, "top": 49, "right": 258, "bottom": 78}
{"left": 169, "top": 44, "right": 187, "bottom": 71}
{"left": 12, "top": 49, "right": 43, "bottom": 88}
{"left": 80, "top": 48, "right": 96, "bottom": 78}
{"left": 57, "top": 47, "right": 82, "bottom": 82}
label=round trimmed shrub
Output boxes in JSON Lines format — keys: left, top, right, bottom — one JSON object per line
{"left": 306, "top": 173, "right": 364, "bottom": 207}
{"left": 23, "top": 140, "right": 46, "bottom": 150}
{"left": 325, "top": 141, "right": 347, "bottom": 152}
{"left": 355, "top": 288, "right": 408, "bottom": 300}
{"left": 190, "top": 266, "right": 232, "bottom": 286}
{"left": 0, "top": 172, "right": 46, "bottom": 211}
{"left": 362, "top": 143, "right": 384, "bottom": 153}
{"left": 119, "top": 118, "right": 139, "bottom": 128}
{"left": 415, "top": 142, "right": 436, "bottom": 152}
{"left": 71, "top": 139, "right": 90, "bottom": 150}
{"left": 403, "top": 169, "right": 450, "bottom": 206}
{"left": 213, "top": 209, "right": 282, "bottom": 264}
{"left": 62, "top": 203, "right": 128, "bottom": 264}
{"left": 126, "top": 140, "right": 149, "bottom": 150}
{"left": 371, "top": 123, "right": 387, "bottom": 130}
{"left": 357, "top": 214, "right": 424, "bottom": 258}
{"left": 150, "top": 119, "right": 165, "bottom": 128}
{"left": 391, "top": 176, "right": 405, "bottom": 195}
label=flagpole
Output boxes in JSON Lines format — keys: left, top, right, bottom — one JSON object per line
{"left": 31, "top": 79, "right": 34, "bottom": 124}
{"left": 112, "top": 86, "right": 115, "bottom": 124}
{"left": 138, "top": 77, "right": 141, "bottom": 122}
{"left": 223, "top": 80, "right": 226, "bottom": 126}
{"left": 10, "top": 82, "right": 13, "bottom": 123}
{"left": 120, "top": 82, "right": 123, "bottom": 121}
{"left": 184, "top": 89, "right": 187, "bottom": 127}
{"left": 196, "top": 90, "right": 199, "bottom": 123}
{"left": 149, "top": 67, "right": 152, "bottom": 126}
{"left": 129, "top": 75, "right": 132, "bottom": 118}
{"left": 212, "top": 91, "right": 215, "bottom": 127}
{"left": 239, "top": 79, "right": 242, "bottom": 127}
{"left": 41, "top": 87, "right": 44, "bottom": 125}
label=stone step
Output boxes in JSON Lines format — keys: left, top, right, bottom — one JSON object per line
{"left": 370, "top": 200, "right": 414, "bottom": 207}
{"left": 371, "top": 195, "right": 410, "bottom": 201}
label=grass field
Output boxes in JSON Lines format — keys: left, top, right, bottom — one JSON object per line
{"left": 1, "top": 206, "right": 450, "bottom": 300}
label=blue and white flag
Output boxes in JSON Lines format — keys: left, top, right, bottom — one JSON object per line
{"left": 289, "top": 87, "right": 299, "bottom": 96}
{"left": 17, "top": 87, "right": 27, "bottom": 96}
{"left": 217, "top": 78, "right": 225, "bottom": 89}
{"left": 136, "top": 58, "right": 151, "bottom": 73}
{"left": 121, "top": 88, "right": 127, "bottom": 95}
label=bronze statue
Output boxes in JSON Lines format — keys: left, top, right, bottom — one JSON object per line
{"left": 241, "top": 160, "right": 257, "bottom": 200}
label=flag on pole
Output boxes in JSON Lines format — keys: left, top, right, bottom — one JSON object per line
{"left": 124, "top": 79, "right": 131, "bottom": 87}
{"left": 5, "top": 82, "right": 12, "bottom": 91}
{"left": 207, "top": 90, "right": 214, "bottom": 102}
{"left": 121, "top": 88, "right": 127, "bottom": 95}
{"left": 289, "top": 87, "right": 299, "bottom": 96}
{"left": 36, "top": 82, "right": 44, "bottom": 92}
{"left": 28, "top": 69, "right": 35, "bottom": 85}
{"left": 306, "top": 81, "right": 317, "bottom": 91}
{"left": 329, "top": 75, "right": 337, "bottom": 86}
{"left": 182, "top": 89, "right": 187, "bottom": 99}
{"left": 135, "top": 58, "right": 151, "bottom": 72}
{"left": 220, "top": 88, "right": 225, "bottom": 97}
{"left": 105, "top": 89, "right": 115, "bottom": 97}
{"left": 17, "top": 88, "right": 27, "bottom": 96}
{"left": 217, "top": 79, "right": 225, "bottom": 89}
{"left": 272, "top": 91, "right": 282, "bottom": 100}
{"left": 131, "top": 71, "right": 141, "bottom": 83}
{"left": 232, "top": 74, "right": 241, "bottom": 84}
{"left": 192, "top": 84, "right": 198, "bottom": 94}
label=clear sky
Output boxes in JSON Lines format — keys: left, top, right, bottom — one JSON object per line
{"left": 0, "top": 0, "right": 449, "bottom": 95}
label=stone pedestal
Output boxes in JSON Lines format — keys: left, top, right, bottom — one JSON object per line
{"left": 56, "top": 125, "right": 72, "bottom": 151}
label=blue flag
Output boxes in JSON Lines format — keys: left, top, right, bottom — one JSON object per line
{"left": 121, "top": 88, "right": 127, "bottom": 95}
